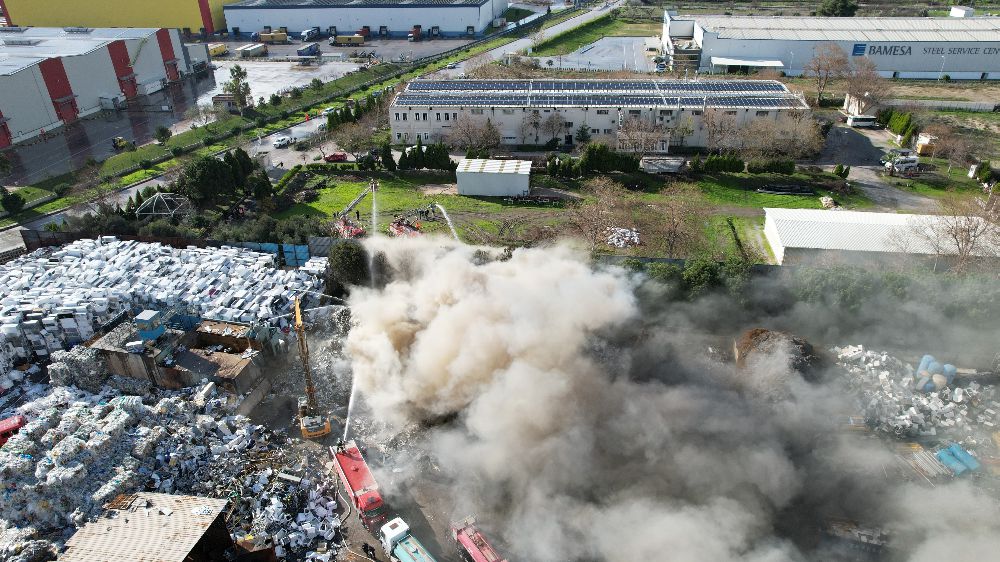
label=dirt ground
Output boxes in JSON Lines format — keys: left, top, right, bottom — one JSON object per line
{"left": 888, "top": 81, "right": 1000, "bottom": 103}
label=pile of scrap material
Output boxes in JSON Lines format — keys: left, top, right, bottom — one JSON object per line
{"left": 0, "top": 379, "right": 339, "bottom": 561}
{"left": 605, "top": 227, "right": 640, "bottom": 248}
{"left": 836, "top": 345, "right": 1000, "bottom": 442}
{"left": 734, "top": 328, "right": 825, "bottom": 381}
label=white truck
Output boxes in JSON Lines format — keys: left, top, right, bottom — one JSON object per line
{"left": 885, "top": 156, "right": 919, "bottom": 174}
{"left": 301, "top": 26, "right": 320, "bottom": 42}
{"left": 381, "top": 518, "right": 438, "bottom": 562}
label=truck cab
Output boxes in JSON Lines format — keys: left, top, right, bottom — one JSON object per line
{"left": 302, "top": 27, "right": 320, "bottom": 42}
{"left": 381, "top": 518, "right": 438, "bottom": 562}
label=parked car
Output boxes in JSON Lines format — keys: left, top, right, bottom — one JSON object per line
{"left": 885, "top": 156, "right": 919, "bottom": 174}
{"left": 272, "top": 135, "right": 292, "bottom": 148}
{"left": 324, "top": 152, "right": 348, "bottom": 162}
{"left": 880, "top": 148, "right": 913, "bottom": 165}
{"left": 317, "top": 122, "right": 328, "bottom": 132}
{"left": 445, "top": 62, "right": 458, "bottom": 69}
{"left": 321, "top": 107, "right": 337, "bottom": 116}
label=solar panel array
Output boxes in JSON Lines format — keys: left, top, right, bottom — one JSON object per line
{"left": 395, "top": 80, "right": 805, "bottom": 109}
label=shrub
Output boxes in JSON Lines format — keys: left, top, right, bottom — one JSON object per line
{"left": 139, "top": 159, "right": 152, "bottom": 169}
{"left": 682, "top": 256, "right": 721, "bottom": 298}
{"left": 280, "top": 110, "right": 290, "bottom": 119}
{"left": 289, "top": 88, "right": 302, "bottom": 99}
{"left": 840, "top": 165, "right": 851, "bottom": 179}
{"left": 274, "top": 165, "right": 303, "bottom": 193}
{"left": 171, "top": 146, "right": 185, "bottom": 157}
{"left": 1, "top": 188, "right": 25, "bottom": 214}
{"left": 256, "top": 117, "right": 268, "bottom": 128}
{"left": 689, "top": 153, "right": 703, "bottom": 173}
{"left": 833, "top": 163, "right": 844, "bottom": 177}
{"left": 942, "top": 74, "right": 951, "bottom": 82}
{"left": 202, "top": 136, "right": 215, "bottom": 147}
{"left": 646, "top": 262, "right": 683, "bottom": 286}
{"left": 294, "top": 141, "right": 309, "bottom": 151}
{"left": 270, "top": 93, "right": 282, "bottom": 106}
{"left": 704, "top": 154, "right": 744, "bottom": 173}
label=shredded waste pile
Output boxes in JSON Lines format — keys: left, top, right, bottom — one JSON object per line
{"left": 0, "top": 380, "right": 342, "bottom": 562}
{"left": 0, "top": 237, "right": 323, "bottom": 374}
{"left": 605, "top": 227, "right": 640, "bottom": 248}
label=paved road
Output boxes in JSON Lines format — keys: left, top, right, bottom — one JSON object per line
{"left": 815, "top": 124, "right": 938, "bottom": 212}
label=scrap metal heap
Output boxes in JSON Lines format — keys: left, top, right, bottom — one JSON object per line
{"left": 0, "top": 379, "right": 342, "bottom": 561}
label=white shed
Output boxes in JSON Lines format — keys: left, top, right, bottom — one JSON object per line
{"left": 456, "top": 159, "right": 531, "bottom": 197}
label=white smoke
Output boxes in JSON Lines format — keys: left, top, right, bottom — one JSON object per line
{"left": 343, "top": 237, "right": 1000, "bottom": 561}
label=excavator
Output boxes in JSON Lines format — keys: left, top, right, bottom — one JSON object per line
{"left": 293, "top": 296, "right": 332, "bottom": 439}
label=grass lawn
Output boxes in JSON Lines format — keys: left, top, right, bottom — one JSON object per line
{"left": 693, "top": 171, "right": 875, "bottom": 209}
{"left": 533, "top": 14, "right": 661, "bottom": 56}
{"left": 885, "top": 158, "right": 985, "bottom": 199}
{"left": 504, "top": 7, "right": 534, "bottom": 22}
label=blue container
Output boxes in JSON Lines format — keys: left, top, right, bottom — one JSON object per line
{"left": 943, "top": 364, "right": 957, "bottom": 385}
{"left": 947, "top": 444, "right": 981, "bottom": 472}
{"left": 928, "top": 361, "right": 943, "bottom": 375}
{"left": 936, "top": 449, "right": 968, "bottom": 476}
{"left": 917, "top": 354, "right": 934, "bottom": 373}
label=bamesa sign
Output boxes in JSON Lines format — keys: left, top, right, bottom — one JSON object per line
{"left": 852, "top": 43, "right": 1000, "bottom": 57}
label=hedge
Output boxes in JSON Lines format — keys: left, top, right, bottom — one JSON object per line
{"left": 703, "top": 154, "right": 745, "bottom": 173}
{"left": 275, "top": 165, "right": 303, "bottom": 193}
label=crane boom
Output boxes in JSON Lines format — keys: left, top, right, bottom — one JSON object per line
{"left": 294, "top": 297, "right": 317, "bottom": 411}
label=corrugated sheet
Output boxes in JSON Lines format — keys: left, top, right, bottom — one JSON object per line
{"left": 691, "top": 15, "right": 1000, "bottom": 42}
{"left": 456, "top": 159, "right": 531, "bottom": 175}
{"left": 59, "top": 493, "right": 229, "bottom": 562}
{"left": 765, "top": 209, "right": 940, "bottom": 255}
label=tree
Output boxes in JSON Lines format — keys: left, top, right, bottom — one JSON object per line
{"left": 617, "top": 116, "right": 666, "bottom": 158}
{"left": 574, "top": 123, "right": 592, "bottom": 145}
{"left": 804, "top": 43, "right": 849, "bottom": 103}
{"left": 331, "top": 121, "right": 376, "bottom": 162}
{"left": 646, "top": 187, "right": 709, "bottom": 258}
{"left": 327, "top": 241, "right": 370, "bottom": 295}
{"left": 923, "top": 124, "right": 972, "bottom": 173}
{"left": 909, "top": 197, "right": 1000, "bottom": 273}
{"left": 270, "top": 93, "right": 282, "bottom": 106}
{"left": 411, "top": 137, "right": 426, "bottom": 169}
{"left": 540, "top": 112, "right": 565, "bottom": 143}
{"left": 817, "top": 0, "right": 858, "bottom": 17}
{"left": 246, "top": 171, "right": 273, "bottom": 200}
{"left": 448, "top": 116, "right": 501, "bottom": 151}
{"left": 380, "top": 143, "right": 396, "bottom": 172}
{"left": 184, "top": 105, "right": 217, "bottom": 128}
{"left": 154, "top": 125, "right": 172, "bottom": 145}
{"left": 222, "top": 64, "right": 252, "bottom": 115}
{"left": 844, "top": 57, "right": 890, "bottom": 116}
{"left": 173, "top": 156, "right": 237, "bottom": 206}
{"left": 735, "top": 111, "right": 824, "bottom": 160}
{"left": 702, "top": 109, "right": 739, "bottom": 154}
{"left": 1, "top": 186, "right": 25, "bottom": 215}
{"left": 669, "top": 116, "right": 695, "bottom": 148}
{"left": 519, "top": 112, "right": 541, "bottom": 145}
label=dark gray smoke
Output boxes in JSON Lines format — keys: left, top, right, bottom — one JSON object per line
{"left": 343, "top": 237, "right": 1000, "bottom": 561}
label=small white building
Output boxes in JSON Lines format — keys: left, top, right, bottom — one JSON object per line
{"left": 456, "top": 158, "right": 530, "bottom": 197}
{"left": 763, "top": 208, "right": 998, "bottom": 267}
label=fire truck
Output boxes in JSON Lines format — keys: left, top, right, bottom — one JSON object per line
{"left": 451, "top": 517, "right": 507, "bottom": 562}
{"left": 330, "top": 440, "right": 388, "bottom": 532}
{"left": 0, "top": 415, "right": 27, "bottom": 447}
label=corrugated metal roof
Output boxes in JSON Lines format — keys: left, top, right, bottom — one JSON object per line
{"left": 0, "top": 27, "right": 159, "bottom": 76}
{"left": 58, "top": 493, "right": 229, "bottom": 562}
{"left": 764, "top": 208, "right": 992, "bottom": 256}
{"left": 684, "top": 15, "right": 1000, "bottom": 42}
{"left": 456, "top": 159, "right": 531, "bottom": 175}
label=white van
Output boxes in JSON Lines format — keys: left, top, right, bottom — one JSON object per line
{"left": 847, "top": 115, "right": 877, "bottom": 128}
{"left": 886, "top": 156, "right": 919, "bottom": 173}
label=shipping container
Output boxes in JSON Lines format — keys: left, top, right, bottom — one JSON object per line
{"left": 208, "top": 43, "right": 229, "bottom": 57}
{"left": 236, "top": 43, "right": 267, "bottom": 58}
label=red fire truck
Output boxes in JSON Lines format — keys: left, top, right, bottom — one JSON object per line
{"left": 331, "top": 440, "right": 388, "bottom": 532}
{"left": 0, "top": 415, "right": 27, "bottom": 447}
{"left": 451, "top": 517, "right": 507, "bottom": 562}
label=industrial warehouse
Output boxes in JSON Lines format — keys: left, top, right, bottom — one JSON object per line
{"left": 0, "top": 0, "right": 235, "bottom": 35}
{"left": 662, "top": 11, "right": 1000, "bottom": 79}
{"left": 0, "top": 27, "right": 198, "bottom": 148}
{"left": 223, "top": 0, "right": 510, "bottom": 38}
{"left": 390, "top": 78, "right": 810, "bottom": 151}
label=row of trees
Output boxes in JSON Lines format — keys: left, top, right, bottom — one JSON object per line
{"left": 172, "top": 148, "right": 271, "bottom": 206}
{"left": 804, "top": 43, "right": 890, "bottom": 113}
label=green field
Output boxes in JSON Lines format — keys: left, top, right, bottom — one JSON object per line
{"left": 690, "top": 171, "right": 875, "bottom": 209}
{"left": 504, "top": 7, "right": 534, "bottom": 22}
{"left": 533, "top": 14, "right": 662, "bottom": 56}
{"left": 886, "top": 157, "right": 986, "bottom": 199}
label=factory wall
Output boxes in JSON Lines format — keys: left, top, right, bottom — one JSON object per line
{"left": 391, "top": 104, "right": 800, "bottom": 152}
{"left": 1, "top": 0, "right": 237, "bottom": 35}
{"left": 60, "top": 49, "right": 122, "bottom": 118}
{"left": 694, "top": 32, "right": 1000, "bottom": 79}
{"left": 0, "top": 67, "right": 63, "bottom": 144}
{"left": 223, "top": 1, "right": 508, "bottom": 37}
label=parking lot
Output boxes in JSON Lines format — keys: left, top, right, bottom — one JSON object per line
{"left": 197, "top": 59, "right": 362, "bottom": 106}
{"left": 535, "top": 36, "right": 656, "bottom": 72}
{"left": 210, "top": 36, "right": 475, "bottom": 64}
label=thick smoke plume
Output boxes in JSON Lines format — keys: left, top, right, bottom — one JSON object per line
{"left": 344, "top": 237, "right": 1000, "bottom": 561}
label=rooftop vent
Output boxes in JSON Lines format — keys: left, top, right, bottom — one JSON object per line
{"left": 63, "top": 27, "right": 93, "bottom": 33}
{"left": 0, "top": 26, "right": 27, "bottom": 33}
{"left": 3, "top": 38, "right": 40, "bottom": 46}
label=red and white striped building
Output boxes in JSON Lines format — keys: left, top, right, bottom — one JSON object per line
{"left": 0, "top": 26, "right": 194, "bottom": 148}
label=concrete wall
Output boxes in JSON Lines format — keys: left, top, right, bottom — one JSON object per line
{"left": 1, "top": 0, "right": 237, "bottom": 33}
{"left": 223, "top": 1, "right": 508, "bottom": 36}
{"left": 0, "top": 67, "right": 63, "bottom": 144}
{"left": 694, "top": 31, "right": 1000, "bottom": 78}
{"left": 390, "top": 104, "right": 799, "bottom": 152}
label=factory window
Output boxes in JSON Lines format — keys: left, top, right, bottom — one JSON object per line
{"left": 691, "top": 110, "right": 703, "bottom": 115}
{"left": 628, "top": 110, "right": 641, "bottom": 116}
{"left": 724, "top": 110, "right": 737, "bottom": 116}
{"left": 436, "top": 113, "right": 440, "bottom": 121}
{"left": 471, "top": 109, "right": 484, "bottom": 115}
{"left": 564, "top": 122, "right": 573, "bottom": 128}
{"left": 756, "top": 110, "right": 769, "bottom": 117}
{"left": 532, "top": 109, "right": 540, "bottom": 115}
{"left": 596, "top": 109, "right": 609, "bottom": 115}
{"left": 502, "top": 109, "right": 515, "bottom": 114}
{"left": 402, "top": 114, "right": 407, "bottom": 121}
{"left": 502, "top": 136, "right": 517, "bottom": 141}
{"left": 453, "top": 113, "right": 457, "bottom": 120}
{"left": 591, "top": 128, "right": 599, "bottom": 134}
{"left": 445, "top": 113, "right": 450, "bottom": 121}
{"left": 422, "top": 113, "right": 428, "bottom": 120}
{"left": 603, "top": 129, "right": 613, "bottom": 134}
{"left": 659, "top": 110, "right": 673, "bottom": 116}
{"left": 403, "top": 132, "right": 409, "bottom": 140}
{"left": 396, "top": 132, "right": 402, "bottom": 140}
{"left": 394, "top": 113, "right": 400, "bottom": 121}
{"left": 423, "top": 132, "right": 430, "bottom": 140}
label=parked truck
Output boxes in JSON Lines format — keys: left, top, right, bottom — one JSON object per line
{"left": 330, "top": 440, "right": 388, "bottom": 532}
{"left": 301, "top": 26, "right": 320, "bottom": 42}
{"left": 381, "top": 518, "right": 439, "bottom": 562}
{"left": 236, "top": 43, "right": 268, "bottom": 58}
{"left": 257, "top": 31, "right": 288, "bottom": 44}
{"left": 207, "top": 43, "right": 229, "bottom": 57}
{"left": 297, "top": 42, "right": 320, "bottom": 57}
{"left": 452, "top": 517, "right": 507, "bottom": 562}
{"left": 333, "top": 34, "right": 365, "bottom": 46}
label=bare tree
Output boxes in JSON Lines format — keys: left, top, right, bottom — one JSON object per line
{"left": 702, "top": 109, "right": 738, "bottom": 154}
{"left": 922, "top": 124, "right": 972, "bottom": 174}
{"left": 844, "top": 57, "right": 891, "bottom": 115}
{"left": 330, "top": 121, "right": 376, "bottom": 162}
{"left": 616, "top": 116, "right": 666, "bottom": 158}
{"left": 530, "top": 28, "right": 546, "bottom": 51}
{"left": 184, "top": 105, "right": 217, "bottom": 129}
{"left": 465, "top": 52, "right": 493, "bottom": 74}
{"left": 540, "top": 112, "right": 565, "bottom": 143}
{"left": 519, "top": 112, "right": 541, "bottom": 145}
{"left": 668, "top": 116, "right": 695, "bottom": 148}
{"left": 565, "top": 177, "right": 635, "bottom": 250}
{"left": 803, "top": 43, "right": 850, "bottom": 104}
{"left": 447, "top": 116, "right": 501, "bottom": 150}
{"left": 905, "top": 197, "right": 1000, "bottom": 273}
{"left": 736, "top": 111, "right": 824, "bottom": 160}
{"left": 644, "top": 186, "right": 709, "bottom": 257}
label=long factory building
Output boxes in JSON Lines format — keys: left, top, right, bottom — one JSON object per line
{"left": 0, "top": 0, "right": 236, "bottom": 35}
{"left": 0, "top": 27, "right": 197, "bottom": 148}
{"left": 389, "top": 79, "right": 809, "bottom": 152}
{"left": 223, "top": 0, "right": 510, "bottom": 38}
{"left": 663, "top": 12, "right": 1000, "bottom": 79}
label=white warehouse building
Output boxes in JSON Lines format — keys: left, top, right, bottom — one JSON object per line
{"left": 223, "top": 0, "right": 509, "bottom": 38}
{"left": 455, "top": 158, "right": 530, "bottom": 196}
{"left": 389, "top": 79, "right": 809, "bottom": 152}
{"left": 0, "top": 26, "right": 195, "bottom": 148}
{"left": 662, "top": 13, "right": 1000, "bottom": 79}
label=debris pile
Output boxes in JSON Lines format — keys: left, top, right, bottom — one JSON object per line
{"left": 0, "top": 237, "right": 323, "bottom": 373}
{"left": 605, "top": 227, "right": 640, "bottom": 248}
{"left": 0, "top": 380, "right": 341, "bottom": 561}
{"left": 836, "top": 345, "right": 999, "bottom": 440}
